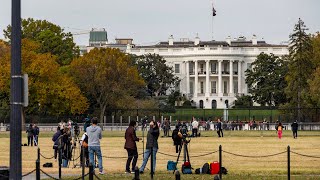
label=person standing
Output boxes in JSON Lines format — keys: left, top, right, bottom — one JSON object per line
{"left": 26, "top": 124, "right": 34, "bottom": 146}
{"left": 80, "top": 125, "right": 90, "bottom": 167}
{"left": 33, "top": 124, "right": 39, "bottom": 146}
{"left": 276, "top": 122, "right": 284, "bottom": 139}
{"left": 124, "top": 120, "right": 141, "bottom": 173}
{"left": 52, "top": 126, "right": 62, "bottom": 161}
{"left": 291, "top": 120, "right": 299, "bottom": 139}
{"left": 191, "top": 118, "right": 199, "bottom": 137}
{"left": 87, "top": 118, "right": 105, "bottom": 174}
{"left": 217, "top": 119, "right": 223, "bottom": 137}
{"left": 139, "top": 120, "right": 160, "bottom": 174}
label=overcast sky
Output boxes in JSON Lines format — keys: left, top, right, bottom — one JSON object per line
{"left": 0, "top": 0, "right": 319, "bottom": 46}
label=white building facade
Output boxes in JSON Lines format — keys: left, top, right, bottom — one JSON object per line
{"left": 126, "top": 35, "right": 288, "bottom": 109}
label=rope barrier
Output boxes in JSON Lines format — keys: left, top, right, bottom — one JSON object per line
{"left": 291, "top": 151, "right": 320, "bottom": 159}
{"left": 40, "top": 153, "right": 55, "bottom": 160}
{"left": 22, "top": 169, "right": 36, "bottom": 177}
{"left": 102, "top": 152, "right": 144, "bottom": 159}
{"left": 40, "top": 169, "right": 59, "bottom": 180}
{"left": 72, "top": 172, "right": 90, "bottom": 180}
{"left": 189, "top": 150, "right": 219, "bottom": 158}
{"left": 223, "top": 150, "right": 286, "bottom": 158}
{"left": 157, "top": 152, "right": 178, "bottom": 157}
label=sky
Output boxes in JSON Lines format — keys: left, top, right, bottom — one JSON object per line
{"left": 0, "top": 0, "right": 319, "bottom": 46}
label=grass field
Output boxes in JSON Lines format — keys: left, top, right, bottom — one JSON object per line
{"left": 1, "top": 130, "right": 320, "bottom": 179}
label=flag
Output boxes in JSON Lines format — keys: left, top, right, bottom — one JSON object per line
{"left": 212, "top": 6, "right": 216, "bottom": 16}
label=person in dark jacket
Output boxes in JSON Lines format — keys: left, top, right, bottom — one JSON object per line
{"left": 124, "top": 120, "right": 141, "bottom": 173}
{"left": 33, "top": 124, "right": 39, "bottom": 146}
{"left": 52, "top": 126, "right": 62, "bottom": 160}
{"left": 172, "top": 125, "right": 182, "bottom": 153}
{"left": 26, "top": 124, "right": 34, "bottom": 146}
{"left": 139, "top": 120, "right": 160, "bottom": 174}
{"left": 291, "top": 120, "right": 299, "bottom": 139}
{"left": 216, "top": 119, "right": 223, "bottom": 137}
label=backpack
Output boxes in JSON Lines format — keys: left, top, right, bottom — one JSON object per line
{"left": 219, "top": 167, "right": 228, "bottom": 175}
{"left": 202, "top": 163, "right": 210, "bottom": 174}
{"left": 167, "top": 161, "right": 177, "bottom": 171}
{"left": 182, "top": 161, "right": 192, "bottom": 174}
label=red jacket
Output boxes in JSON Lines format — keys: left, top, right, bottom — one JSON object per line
{"left": 124, "top": 126, "right": 139, "bottom": 150}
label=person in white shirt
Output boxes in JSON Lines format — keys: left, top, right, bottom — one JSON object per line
{"left": 191, "top": 117, "right": 199, "bottom": 137}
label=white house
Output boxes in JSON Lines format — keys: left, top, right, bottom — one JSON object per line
{"left": 126, "top": 35, "right": 288, "bottom": 109}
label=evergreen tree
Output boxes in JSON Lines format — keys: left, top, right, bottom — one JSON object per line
{"left": 285, "top": 18, "right": 314, "bottom": 118}
{"left": 286, "top": 18, "right": 315, "bottom": 121}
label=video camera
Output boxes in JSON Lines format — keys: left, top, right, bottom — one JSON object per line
{"left": 72, "top": 122, "right": 80, "bottom": 138}
{"left": 180, "top": 123, "right": 190, "bottom": 144}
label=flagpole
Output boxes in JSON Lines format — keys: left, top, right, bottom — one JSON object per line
{"left": 211, "top": 1, "right": 214, "bottom": 40}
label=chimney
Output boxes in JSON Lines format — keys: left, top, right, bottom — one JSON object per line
{"left": 252, "top": 34, "right": 257, "bottom": 45}
{"left": 226, "top": 36, "right": 231, "bottom": 45}
{"left": 194, "top": 34, "right": 200, "bottom": 45}
{"left": 169, "top": 35, "right": 174, "bottom": 46}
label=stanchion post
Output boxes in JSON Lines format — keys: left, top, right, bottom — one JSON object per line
{"left": 89, "top": 163, "right": 93, "bottom": 180}
{"left": 175, "top": 170, "right": 180, "bottom": 180}
{"left": 82, "top": 147, "right": 85, "bottom": 180}
{"left": 36, "top": 159, "right": 40, "bottom": 180}
{"left": 58, "top": 149, "right": 62, "bottom": 179}
{"left": 37, "top": 148, "right": 40, "bottom": 160}
{"left": 287, "top": 145, "right": 290, "bottom": 180}
{"left": 134, "top": 166, "right": 140, "bottom": 180}
{"left": 219, "top": 145, "right": 222, "bottom": 180}
{"left": 151, "top": 147, "right": 154, "bottom": 180}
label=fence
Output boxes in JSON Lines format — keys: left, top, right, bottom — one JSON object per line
{"left": 1, "top": 145, "right": 319, "bottom": 180}
{"left": 1, "top": 107, "right": 320, "bottom": 126}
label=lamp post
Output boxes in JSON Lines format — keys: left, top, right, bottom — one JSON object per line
{"left": 10, "top": 0, "right": 22, "bottom": 179}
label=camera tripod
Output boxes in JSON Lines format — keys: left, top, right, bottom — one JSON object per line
{"left": 174, "top": 139, "right": 191, "bottom": 173}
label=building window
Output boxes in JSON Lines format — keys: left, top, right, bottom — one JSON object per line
{"left": 175, "top": 64, "right": 180, "bottom": 73}
{"left": 190, "top": 82, "right": 194, "bottom": 94}
{"left": 234, "top": 81, "right": 238, "bottom": 94}
{"left": 223, "top": 81, "right": 228, "bottom": 94}
{"left": 189, "top": 63, "right": 194, "bottom": 74}
{"left": 200, "top": 82, "right": 204, "bottom": 94}
{"left": 211, "top": 81, "right": 217, "bottom": 94}
{"left": 211, "top": 62, "right": 217, "bottom": 74}
{"left": 200, "top": 63, "right": 204, "bottom": 74}
{"left": 222, "top": 62, "right": 229, "bottom": 74}
{"left": 233, "top": 62, "right": 238, "bottom": 74}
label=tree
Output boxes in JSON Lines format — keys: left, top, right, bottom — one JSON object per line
{"left": 285, "top": 18, "right": 315, "bottom": 115}
{"left": 132, "top": 54, "right": 180, "bottom": 97}
{"left": 245, "top": 53, "right": 288, "bottom": 106}
{"left": 0, "top": 39, "right": 88, "bottom": 116}
{"left": 70, "top": 48, "right": 145, "bottom": 124}
{"left": 308, "top": 33, "right": 320, "bottom": 106}
{"left": 4, "top": 18, "right": 79, "bottom": 65}
{"left": 234, "top": 95, "right": 253, "bottom": 108}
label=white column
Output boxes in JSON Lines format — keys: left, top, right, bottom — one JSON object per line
{"left": 229, "top": 60, "right": 234, "bottom": 95}
{"left": 186, "top": 61, "right": 190, "bottom": 95}
{"left": 205, "top": 60, "right": 210, "bottom": 97}
{"left": 218, "top": 60, "right": 223, "bottom": 96}
{"left": 194, "top": 60, "right": 198, "bottom": 98}
{"left": 238, "top": 60, "right": 242, "bottom": 94}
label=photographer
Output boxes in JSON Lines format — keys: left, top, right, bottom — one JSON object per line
{"left": 139, "top": 120, "right": 160, "bottom": 174}
{"left": 61, "top": 126, "right": 72, "bottom": 167}
{"left": 172, "top": 125, "right": 182, "bottom": 153}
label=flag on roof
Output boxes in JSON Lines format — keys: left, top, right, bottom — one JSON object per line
{"left": 212, "top": 6, "right": 216, "bottom": 16}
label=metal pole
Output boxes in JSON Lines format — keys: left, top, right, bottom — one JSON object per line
{"left": 287, "top": 146, "right": 290, "bottom": 180}
{"left": 36, "top": 159, "right": 40, "bottom": 180}
{"left": 89, "top": 163, "right": 93, "bottom": 180}
{"left": 59, "top": 149, "right": 62, "bottom": 179}
{"left": 82, "top": 147, "right": 85, "bottom": 180}
{"left": 10, "top": 0, "right": 22, "bottom": 179}
{"left": 37, "top": 148, "right": 40, "bottom": 160}
{"left": 219, "top": 145, "right": 222, "bottom": 180}
{"left": 151, "top": 147, "right": 154, "bottom": 180}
